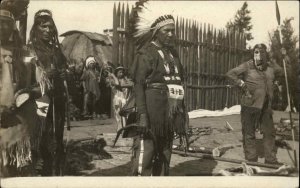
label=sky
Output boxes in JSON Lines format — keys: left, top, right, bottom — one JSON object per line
{"left": 26, "top": 0, "right": 299, "bottom": 48}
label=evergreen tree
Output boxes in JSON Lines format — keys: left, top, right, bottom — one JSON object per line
{"left": 226, "top": 1, "right": 253, "bottom": 42}
{"left": 269, "top": 17, "right": 299, "bottom": 111}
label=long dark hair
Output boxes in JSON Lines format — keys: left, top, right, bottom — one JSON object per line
{"left": 28, "top": 9, "right": 66, "bottom": 70}
{"left": 28, "top": 9, "right": 60, "bottom": 50}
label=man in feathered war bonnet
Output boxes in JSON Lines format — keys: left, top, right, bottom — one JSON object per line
{"left": 25, "top": 9, "right": 68, "bottom": 176}
{"left": 129, "top": 1, "right": 187, "bottom": 176}
{"left": 226, "top": 43, "right": 283, "bottom": 165}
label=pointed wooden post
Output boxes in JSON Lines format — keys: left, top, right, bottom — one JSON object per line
{"left": 206, "top": 24, "right": 211, "bottom": 110}
{"left": 112, "top": 3, "right": 118, "bottom": 66}
{"left": 127, "top": 6, "right": 135, "bottom": 69}
{"left": 197, "top": 23, "right": 203, "bottom": 109}
{"left": 119, "top": 3, "right": 124, "bottom": 67}
{"left": 124, "top": 3, "right": 130, "bottom": 69}
{"left": 202, "top": 23, "right": 207, "bottom": 109}
{"left": 190, "top": 20, "right": 195, "bottom": 110}
{"left": 211, "top": 28, "right": 217, "bottom": 110}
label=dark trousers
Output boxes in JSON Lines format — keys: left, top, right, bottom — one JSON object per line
{"left": 40, "top": 97, "right": 65, "bottom": 176}
{"left": 241, "top": 105, "right": 277, "bottom": 163}
{"left": 98, "top": 87, "right": 111, "bottom": 115}
{"left": 131, "top": 135, "right": 173, "bottom": 176}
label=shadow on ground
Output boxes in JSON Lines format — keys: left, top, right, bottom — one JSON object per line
{"left": 88, "top": 162, "right": 132, "bottom": 176}
{"left": 170, "top": 158, "right": 218, "bottom": 176}
{"left": 86, "top": 159, "right": 218, "bottom": 176}
{"left": 256, "top": 139, "right": 282, "bottom": 158}
{"left": 64, "top": 138, "right": 112, "bottom": 175}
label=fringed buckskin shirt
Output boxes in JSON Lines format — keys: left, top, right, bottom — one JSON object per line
{"left": 132, "top": 42, "right": 186, "bottom": 137}
{"left": 226, "top": 60, "right": 282, "bottom": 109}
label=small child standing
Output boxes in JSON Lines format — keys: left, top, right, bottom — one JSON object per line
{"left": 108, "top": 66, "right": 133, "bottom": 131}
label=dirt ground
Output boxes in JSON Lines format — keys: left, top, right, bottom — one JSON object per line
{"left": 63, "top": 110, "right": 299, "bottom": 176}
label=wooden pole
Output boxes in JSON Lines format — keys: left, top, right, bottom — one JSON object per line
{"left": 207, "top": 24, "right": 212, "bottom": 110}
{"left": 190, "top": 21, "right": 195, "bottom": 110}
{"left": 18, "top": 10, "right": 28, "bottom": 45}
{"left": 112, "top": 3, "right": 118, "bottom": 66}
{"left": 278, "top": 26, "right": 298, "bottom": 168}
{"left": 212, "top": 28, "right": 217, "bottom": 110}
{"left": 228, "top": 29, "right": 233, "bottom": 107}
{"left": 173, "top": 150, "right": 283, "bottom": 169}
{"left": 220, "top": 30, "right": 226, "bottom": 109}
{"left": 224, "top": 30, "right": 230, "bottom": 108}
{"left": 120, "top": 3, "right": 125, "bottom": 67}
{"left": 195, "top": 22, "right": 199, "bottom": 109}
{"left": 187, "top": 20, "right": 192, "bottom": 111}
{"left": 124, "top": 4, "right": 129, "bottom": 69}
{"left": 202, "top": 23, "right": 207, "bottom": 109}
{"left": 233, "top": 31, "right": 239, "bottom": 105}
{"left": 197, "top": 23, "right": 202, "bottom": 109}
{"left": 127, "top": 7, "right": 134, "bottom": 69}
{"left": 184, "top": 19, "right": 189, "bottom": 111}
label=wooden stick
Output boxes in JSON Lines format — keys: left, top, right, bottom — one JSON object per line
{"left": 277, "top": 24, "right": 298, "bottom": 168}
{"left": 173, "top": 150, "right": 282, "bottom": 169}
{"left": 187, "top": 84, "right": 233, "bottom": 89}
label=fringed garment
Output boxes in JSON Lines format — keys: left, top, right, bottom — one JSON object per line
{"left": 132, "top": 42, "right": 186, "bottom": 138}
{"left": 0, "top": 98, "right": 40, "bottom": 176}
{"left": 23, "top": 43, "right": 67, "bottom": 176}
{"left": 1, "top": 46, "right": 39, "bottom": 176}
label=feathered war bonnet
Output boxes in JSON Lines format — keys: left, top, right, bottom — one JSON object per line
{"left": 131, "top": 0, "right": 175, "bottom": 48}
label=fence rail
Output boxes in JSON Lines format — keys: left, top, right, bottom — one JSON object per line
{"left": 112, "top": 3, "right": 248, "bottom": 111}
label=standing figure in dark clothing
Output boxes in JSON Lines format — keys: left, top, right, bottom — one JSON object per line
{"left": 98, "top": 64, "right": 113, "bottom": 119}
{"left": 26, "top": 9, "right": 67, "bottom": 176}
{"left": 130, "top": 2, "right": 187, "bottom": 176}
{"left": 226, "top": 43, "right": 283, "bottom": 165}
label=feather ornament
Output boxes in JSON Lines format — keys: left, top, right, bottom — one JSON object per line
{"left": 131, "top": 0, "right": 175, "bottom": 48}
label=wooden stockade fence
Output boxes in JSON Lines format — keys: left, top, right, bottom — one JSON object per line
{"left": 112, "top": 3, "right": 249, "bottom": 111}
